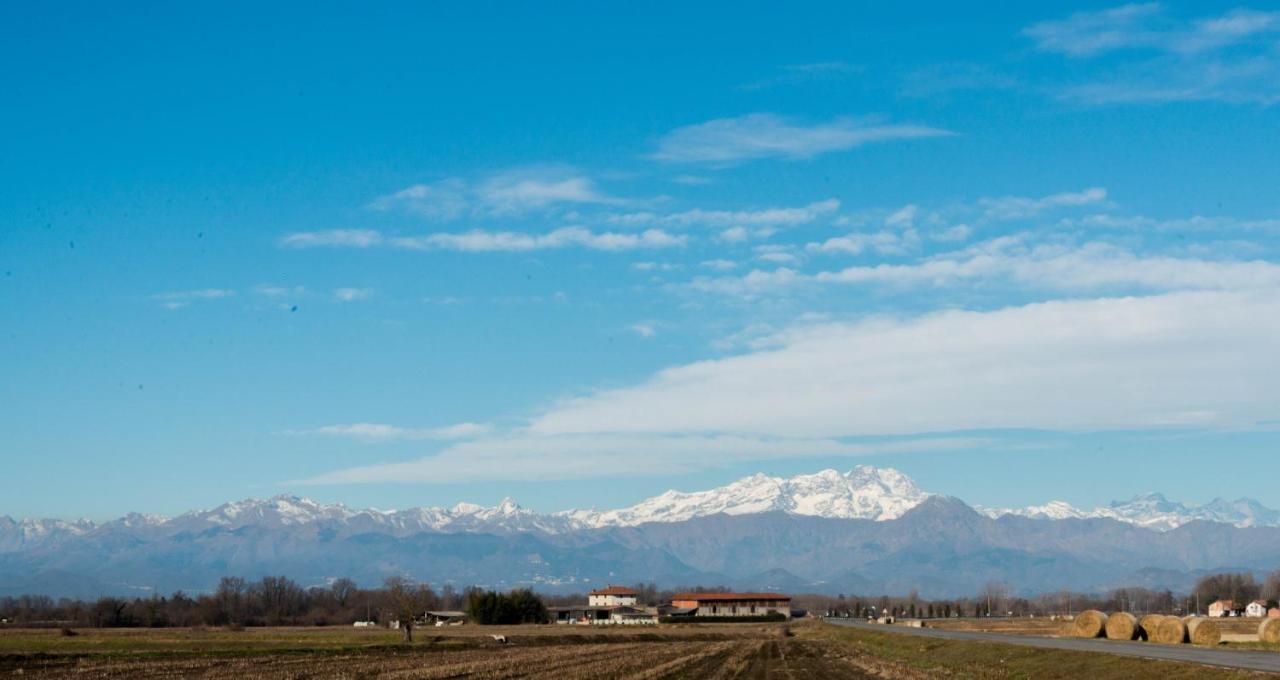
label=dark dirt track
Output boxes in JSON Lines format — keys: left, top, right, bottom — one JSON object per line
{"left": 826, "top": 618, "right": 1280, "bottom": 674}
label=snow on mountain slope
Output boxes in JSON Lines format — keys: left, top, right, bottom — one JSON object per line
{"left": 562, "top": 466, "right": 930, "bottom": 527}
{"left": 981, "top": 492, "right": 1280, "bottom": 531}
{"left": 5, "top": 467, "right": 1279, "bottom": 548}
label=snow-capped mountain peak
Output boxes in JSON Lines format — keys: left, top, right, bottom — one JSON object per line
{"left": 564, "top": 465, "right": 932, "bottom": 528}
{"left": 982, "top": 491, "right": 1280, "bottom": 531}
{"left": 6, "top": 466, "right": 1279, "bottom": 551}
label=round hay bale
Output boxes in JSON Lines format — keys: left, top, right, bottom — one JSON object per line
{"left": 1185, "top": 617, "right": 1221, "bottom": 646}
{"left": 1105, "top": 612, "right": 1140, "bottom": 640}
{"left": 1072, "top": 610, "right": 1108, "bottom": 638}
{"left": 1152, "top": 616, "right": 1187, "bottom": 644}
{"left": 1259, "top": 617, "right": 1280, "bottom": 644}
{"left": 1138, "top": 614, "right": 1163, "bottom": 641}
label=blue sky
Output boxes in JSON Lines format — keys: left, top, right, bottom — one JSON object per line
{"left": 3, "top": 1, "right": 1280, "bottom": 520}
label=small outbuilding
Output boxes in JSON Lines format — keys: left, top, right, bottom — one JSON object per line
{"left": 425, "top": 610, "right": 469, "bottom": 626}
{"left": 1246, "top": 600, "right": 1268, "bottom": 618}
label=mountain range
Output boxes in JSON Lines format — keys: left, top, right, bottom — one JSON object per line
{"left": 3, "top": 466, "right": 1278, "bottom": 599}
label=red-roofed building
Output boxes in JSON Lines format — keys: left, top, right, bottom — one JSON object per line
{"left": 588, "top": 585, "right": 639, "bottom": 607}
{"left": 668, "top": 592, "right": 791, "bottom": 618}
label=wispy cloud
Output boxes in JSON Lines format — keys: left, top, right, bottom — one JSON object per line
{"left": 293, "top": 433, "right": 976, "bottom": 484}
{"left": 392, "top": 227, "right": 686, "bottom": 252}
{"left": 650, "top": 114, "right": 953, "bottom": 163}
{"left": 1026, "top": 4, "right": 1279, "bottom": 57}
{"left": 370, "top": 166, "right": 623, "bottom": 219}
{"left": 281, "top": 227, "right": 686, "bottom": 253}
{"left": 287, "top": 422, "right": 491, "bottom": 441}
{"left": 978, "top": 187, "right": 1108, "bottom": 220}
{"left": 279, "top": 229, "right": 383, "bottom": 249}
{"left": 691, "top": 237, "right": 1280, "bottom": 297}
{"left": 739, "top": 62, "right": 863, "bottom": 91}
{"left": 254, "top": 285, "right": 307, "bottom": 298}
{"left": 1026, "top": 4, "right": 1280, "bottom": 105}
{"left": 297, "top": 289, "right": 1280, "bottom": 483}
{"left": 151, "top": 288, "right": 235, "bottom": 309}
{"left": 900, "top": 63, "right": 1020, "bottom": 97}
{"left": 607, "top": 199, "right": 839, "bottom": 229}
{"left": 333, "top": 287, "right": 373, "bottom": 302}
{"left": 529, "top": 290, "right": 1280, "bottom": 439}
{"left": 629, "top": 322, "right": 657, "bottom": 338}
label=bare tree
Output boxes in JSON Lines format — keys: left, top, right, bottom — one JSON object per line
{"left": 1263, "top": 570, "right": 1280, "bottom": 604}
{"left": 383, "top": 576, "right": 436, "bottom": 642}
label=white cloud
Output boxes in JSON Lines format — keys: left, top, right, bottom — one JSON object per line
{"left": 932, "top": 224, "right": 973, "bottom": 242}
{"left": 807, "top": 229, "right": 920, "bottom": 256}
{"left": 1026, "top": 4, "right": 1279, "bottom": 57}
{"left": 294, "top": 433, "right": 978, "bottom": 484}
{"left": 607, "top": 199, "right": 840, "bottom": 229}
{"left": 717, "top": 226, "right": 777, "bottom": 243}
{"left": 280, "top": 229, "right": 383, "bottom": 249}
{"left": 333, "top": 287, "right": 373, "bottom": 302}
{"left": 391, "top": 227, "right": 686, "bottom": 252}
{"left": 368, "top": 179, "right": 469, "bottom": 219}
{"left": 632, "top": 261, "right": 679, "bottom": 271}
{"left": 1025, "top": 5, "right": 1280, "bottom": 105}
{"left": 254, "top": 285, "right": 307, "bottom": 298}
{"left": 690, "top": 237, "right": 1280, "bottom": 298}
{"left": 1024, "top": 3, "right": 1166, "bottom": 56}
{"left": 529, "top": 290, "right": 1280, "bottom": 439}
{"left": 978, "top": 187, "right": 1108, "bottom": 221}
{"left": 151, "top": 289, "right": 235, "bottom": 309}
{"left": 811, "top": 241, "right": 1280, "bottom": 291}
{"left": 754, "top": 244, "right": 801, "bottom": 264}
{"left": 290, "top": 422, "right": 491, "bottom": 441}
{"left": 370, "top": 167, "right": 620, "bottom": 219}
{"left": 650, "top": 113, "right": 953, "bottom": 163}
{"left": 700, "top": 259, "right": 739, "bottom": 271}
{"left": 629, "top": 322, "right": 657, "bottom": 338}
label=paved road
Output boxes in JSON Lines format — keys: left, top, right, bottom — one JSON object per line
{"left": 825, "top": 618, "right": 1280, "bottom": 674}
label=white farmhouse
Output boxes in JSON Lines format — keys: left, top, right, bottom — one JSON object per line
{"left": 1246, "top": 600, "right": 1268, "bottom": 618}
{"left": 588, "top": 585, "right": 639, "bottom": 607}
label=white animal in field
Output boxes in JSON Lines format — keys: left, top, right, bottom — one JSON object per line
{"left": 490, "top": 634, "right": 507, "bottom": 643}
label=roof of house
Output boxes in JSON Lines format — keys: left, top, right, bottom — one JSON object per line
{"left": 670, "top": 592, "right": 791, "bottom": 602}
{"left": 589, "top": 585, "right": 639, "bottom": 596}
{"left": 1211, "top": 599, "right": 1235, "bottom": 607}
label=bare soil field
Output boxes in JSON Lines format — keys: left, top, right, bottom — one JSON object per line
{"left": 0, "top": 621, "right": 1274, "bottom": 678}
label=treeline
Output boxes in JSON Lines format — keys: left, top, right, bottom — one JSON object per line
{"left": 0, "top": 576, "right": 537, "bottom": 628}
{"left": 816, "top": 569, "right": 1280, "bottom": 619}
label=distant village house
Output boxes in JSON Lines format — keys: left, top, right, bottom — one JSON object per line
{"left": 1208, "top": 599, "right": 1237, "bottom": 617}
{"left": 1245, "top": 600, "right": 1268, "bottom": 618}
{"left": 588, "top": 585, "right": 639, "bottom": 607}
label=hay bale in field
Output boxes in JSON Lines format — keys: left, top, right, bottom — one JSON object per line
{"left": 1152, "top": 616, "right": 1187, "bottom": 644}
{"left": 1105, "top": 612, "right": 1140, "bottom": 640}
{"left": 1259, "top": 617, "right": 1280, "bottom": 644}
{"left": 1072, "top": 610, "right": 1108, "bottom": 638}
{"left": 1185, "top": 617, "right": 1221, "bottom": 646}
{"left": 1138, "top": 614, "right": 1163, "bottom": 641}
